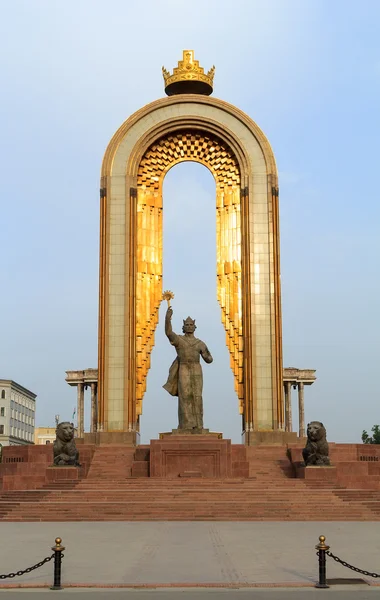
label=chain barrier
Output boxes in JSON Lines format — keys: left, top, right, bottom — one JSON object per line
{"left": 0, "top": 554, "right": 54, "bottom": 579}
{"left": 326, "top": 550, "right": 380, "bottom": 579}
{"left": 0, "top": 537, "right": 64, "bottom": 590}
{"left": 315, "top": 534, "right": 380, "bottom": 589}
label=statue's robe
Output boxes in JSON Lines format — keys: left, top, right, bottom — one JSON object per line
{"left": 163, "top": 334, "right": 213, "bottom": 430}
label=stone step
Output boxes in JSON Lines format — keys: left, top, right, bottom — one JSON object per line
{"left": 3, "top": 486, "right": 342, "bottom": 495}
{"left": 2, "top": 492, "right": 380, "bottom": 502}
{"left": 0, "top": 508, "right": 372, "bottom": 513}
{"left": 2, "top": 441, "right": 380, "bottom": 522}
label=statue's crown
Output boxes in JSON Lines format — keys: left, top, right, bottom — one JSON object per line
{"left": 162, "top": 50, "right": 215, "bottom": 97}
{"left": 183, "top": 316, "right": 196, "bottom": 325}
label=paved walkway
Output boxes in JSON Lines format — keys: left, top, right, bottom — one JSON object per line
{"left": 0, "top": 522, "right": 380, "bottom": 587}
{"left": 0, "top": 590, "right": 380, "bottom": 599}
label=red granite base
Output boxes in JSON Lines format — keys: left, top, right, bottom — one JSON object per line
{"left": 2, "top": 440, "right": 380, "bottom": 491}
{"left": 3, "top": 441, "right": 380, "bottom": 521}
{"left": 46, "top": 467, "right": 80, "bottom": 481}
{"left": 0, "top": 444, "right": 95, "bottom": 490}
{"left": 289, "top": 443, "right": 380, "bottom": 488}
{"left": 150, "top": 435, "right": 237, "bottom": 478}
{"left": 296, "top": 465, "right": 338, "bottom": 483}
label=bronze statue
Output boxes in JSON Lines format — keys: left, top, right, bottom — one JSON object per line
{"left": 53, "top": 422, "right": 80, "bottom": 466}
{"left": 163, "top": 306, "right": 213, "bottom": 430}
{"left": 302, "top": 421, "right": 330, "bottom": 466}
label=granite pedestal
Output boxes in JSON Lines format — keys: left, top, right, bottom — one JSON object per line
{"left": 151, "top": 434, "right": 235, "bottom": 478}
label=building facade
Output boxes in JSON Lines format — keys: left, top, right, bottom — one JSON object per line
{"left": 0, "top": 380, "right": 36, "bottom": 446}
{"left": 34, "top": 427, "right": 56, "bottom": 445}
{"left": 34, "top": 425, "right": 78, "bottom": 445}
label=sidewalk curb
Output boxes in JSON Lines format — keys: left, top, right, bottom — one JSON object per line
{"left": 0, "top": 581, "right": 379, "bottom": 589}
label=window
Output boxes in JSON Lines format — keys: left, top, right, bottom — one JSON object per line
{"left": 0, "top": 425, "right": 4, "bottom": 434}
{"left": 0, "top": 407, "right": 4, "bottom": 417}
{"left": 1, "top": 390, "right": 5, "bottom": 399}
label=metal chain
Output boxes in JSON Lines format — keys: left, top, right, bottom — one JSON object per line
{"left": 0, "top": 553, "right": 55, "bottom": 579}
{"left": 326, "top": 550, "right": 380, "bottom": 578}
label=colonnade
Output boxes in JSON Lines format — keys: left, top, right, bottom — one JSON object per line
{"left": 75, "top": 382, "right": 98, "bottom": 437}
{"left": 66, "top": 367, "right": 315, "bottom": 439}
{"left": 65, "top": 369, "right": 98, "bottom": 438}
{"left": 283, "top": 368, "right": 316, "bottom": 437}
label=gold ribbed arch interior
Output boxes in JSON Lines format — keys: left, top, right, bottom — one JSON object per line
{"left": 135, "top": 129, "right": 243, "bottom": 416}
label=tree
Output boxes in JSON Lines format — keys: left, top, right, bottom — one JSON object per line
{"left": 362, "top": 425, "right": 380, "bottom": 444}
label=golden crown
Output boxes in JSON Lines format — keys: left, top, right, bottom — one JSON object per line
{"left": 162, "top": 50, "right": 215, "bottom": 96}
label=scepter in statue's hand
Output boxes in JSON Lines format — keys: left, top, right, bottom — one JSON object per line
{"left": 163, "top": 290, "right": 174, "bottom": 319}
{"left": 163, "top": 290, "right": 174, "bottom": 307}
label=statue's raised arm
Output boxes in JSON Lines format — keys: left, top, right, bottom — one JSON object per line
{"left": 165, "top": 306, "right": 179, "bottom": 346}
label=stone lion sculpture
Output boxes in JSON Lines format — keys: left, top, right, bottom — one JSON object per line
{"left": 53, "top": 422, "right": 80, "bottom": 466}
{"left": 302, "top": 421, "right": 330, "bottom": 466}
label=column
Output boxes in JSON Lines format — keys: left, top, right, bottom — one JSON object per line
{"left": 76, "top": 383, "right": 84, "bottom": 438}
{"left": 284, "top": 381, "right": 292, "bottom": 432}
{"left": 90, "top": 383, "right": 98, "bottom": 433}
{"left": 298, "top": 382, "right": 305, "bottom": 438}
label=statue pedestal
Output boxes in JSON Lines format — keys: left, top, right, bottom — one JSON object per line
{"left": 82, "top": 431, "right": 140, "bottom": 446}
{"left": 159, "top": 429, "right": 223, "bottom": 439}
{"left": 243, "top": 430, "right": 299, "bottom": 446}
{"left": 151, "top": 434, "right": 236, "bottom": 478}
{"left": 46, "top": 466, "right": 80, "bottom": 482}
{"left": 295, "top": 465, "right": 338, "bottom": 483}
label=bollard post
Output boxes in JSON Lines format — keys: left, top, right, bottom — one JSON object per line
{"left": 315, "top": 535, "right": 330, "bottom": 589}
{"left": 50, "top": 537, "right": 65, "bottom": 590}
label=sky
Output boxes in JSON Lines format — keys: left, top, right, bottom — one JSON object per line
{"left": 0, "top": 0, "right": 379, "bottom": 444}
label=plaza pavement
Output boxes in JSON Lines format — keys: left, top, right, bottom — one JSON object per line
{"left": 0, "top": 590, "right": 380, "bottom": 599}
{"left": 0, "top": 522, "right": 380, "bottom": 589}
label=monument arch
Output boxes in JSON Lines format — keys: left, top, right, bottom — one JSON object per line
{"left": 98, "top": 51, "right": 283, "bottom": 443}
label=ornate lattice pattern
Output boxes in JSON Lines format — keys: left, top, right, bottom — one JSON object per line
{"left": 138, "top": 131, "right": 240, "bottom": 190}
{"left": 135, "top": 129, "right": 243, "bottom": 415}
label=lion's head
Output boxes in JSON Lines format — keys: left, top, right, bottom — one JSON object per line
{"left": 307, "top": 421, "right": 326, "bottom": 442}
{"left": 56, "top": 422, "right": 74, "bottom": 443}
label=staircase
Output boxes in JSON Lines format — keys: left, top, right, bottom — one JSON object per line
{"left": 86, "top": 446, "right": 135, "bottom": 480}
{"left": 1, "top": 453, "right": 380, "bottom": 521}
{"left": 2, "top": 442, "right": 380, "bottom": 522}
{"left": 1, "top": 480, "right": 380, "bottom": 521}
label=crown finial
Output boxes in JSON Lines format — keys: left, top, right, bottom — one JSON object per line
{"left": 162, "top": 50, "right": 215, "bottom": 96}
